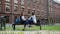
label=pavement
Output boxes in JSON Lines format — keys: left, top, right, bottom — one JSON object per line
{"left": 0, "top": 30, "right": 60, "bottom": 34}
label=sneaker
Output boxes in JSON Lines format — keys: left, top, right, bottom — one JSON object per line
{"left": 22, "top": 29, "right": 25, "bottom": 31}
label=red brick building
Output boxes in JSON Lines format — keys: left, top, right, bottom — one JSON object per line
{"left": 0, "top": 0, "right": 60, "bottom": 24}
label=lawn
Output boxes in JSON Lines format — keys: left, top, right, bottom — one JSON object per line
{"left": 2, "top": 25, "right": 60, "bottom": 31}
{"left": 42, "top": 25, "right": 60, "bottom": 31}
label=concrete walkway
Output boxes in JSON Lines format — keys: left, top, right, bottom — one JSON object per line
{"left": 0, "top": 30, "right": 60, "bottom": 34}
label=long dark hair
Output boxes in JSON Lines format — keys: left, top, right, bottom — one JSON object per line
{"left": 32, "top": 12, "right": 35, "bottom": 15}
{"left": 20, "top": 12, "right": 23, "bottom": 18}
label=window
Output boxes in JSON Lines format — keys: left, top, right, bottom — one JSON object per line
{"left": 33, "top": 0, "right": 36, "bottom": 2}
{"left": 37, "top": 3, "right": 40, "bottom": 9}
{"left": 37, "top": 0, "right": 40, "bottom": 9}
{"left": 27, "top": 0, "right": 30, "bottom": 7}
{"left": 14, "top": 0, "right": 18, "bottom": 3}
{"left": 22, "top": 8, "right": 24, "bottom": 12}
{"left": 38, "top": 11, "right": 40, "bottom": 15}
{"left": 5, "top": 1, "right": 11, "bottom": 12}
{"left": 28, "top": 9, "right": 30, "bottom": 14}
{"left": 6, "top": 0, "right": 10, "bottom": 2}
{"left": 21, "top": 0, "right": 24, "bottom": 6}
{"left": 6, "top": 7, "right": 10, "bottom": 11}
{"left": 6, "top": 5, "right": 10, "bottom": 12}
{"left": 0, "top": 6, "right": 1, "bottom": 12}
{"left": 5, "top": 3, "right": 11, "bottom": 6}
{"left": 14, "top": 2, "right": 18, "bottom": 12}
{"left": 14, "top": 3, "right": 18, "bottom": 12}
{"left": 0, "top": 2, "right": 1, "bottom": 12}
{"left": 14, "top": 6, "right": 18, "bottom": 12}
{"left": 32, "top": 0, "right": 36, "bottom": 8}
{"left": 32, "top": 10, "right": 35, "bottom": 13}
{"left": 6, "top": 0, "right": 11, "bottom": 5}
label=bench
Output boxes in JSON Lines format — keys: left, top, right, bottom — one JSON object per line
{"left": 12, "top": 22, "right": 38, "bottom": 30}
{"left": 12, "top": 18, "right": 40, "bottom": 30}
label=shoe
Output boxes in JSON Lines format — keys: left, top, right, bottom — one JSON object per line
{"left": 22, "top": 29, "right": 25, "bottom": 31}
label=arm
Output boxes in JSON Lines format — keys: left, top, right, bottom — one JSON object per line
{"left": 32, "top": 15, "right": 37, "bottom": 23}
{"left": 22, "top": 16, "right": 26, "bottom": 20}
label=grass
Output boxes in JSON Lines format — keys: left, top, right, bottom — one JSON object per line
{"left": 1, "top": 25, "right": 60, "bottom": 31}
{"left": 42, "top": 25, "right": 60, "bottom": 31}
{"left": 1, "top": 25, "right": 60, "bottom": 34}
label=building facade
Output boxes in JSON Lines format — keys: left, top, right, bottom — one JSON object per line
{"left": 0, "top": 0, "right": 60, "bottom": 24}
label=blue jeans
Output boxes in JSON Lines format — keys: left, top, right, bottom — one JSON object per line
{"left": 24, "top": 19, "right": 33, "bottom": 25}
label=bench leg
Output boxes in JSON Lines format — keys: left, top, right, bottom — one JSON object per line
{"left": 4, "top": 24, "right": 6, "bottom": 30}
{"left": 22, "top": 23, "right": 27, "bottom": 31}
{"left": 13, "top": 24, "right": 15, "bottom": 30}
{"left": 0, "top": 25, "right": 1, "bottom": 30}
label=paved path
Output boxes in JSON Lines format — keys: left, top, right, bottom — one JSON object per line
{"left": 0, "top": 30, "right": 60, "bottom": 34}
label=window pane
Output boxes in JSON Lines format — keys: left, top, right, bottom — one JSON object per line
{"left": 14, "top": 6, "right": 18, "bottom": 12}
{"left": 32, "top": 0, "right": 36, "bottom": 8}
{"left": 6, "top": 0, "right": 10, "bottom": 2}
{"left": 22, "top": 8, "right": 24, "bottom": 12}
{"left": 14, "top": 0, "right": 18, "bottom": 3}
{"left": 27, "top": 0, "right": 30, "bottom": 7}
{"left": 21, "top": 0, "right": 24, "bottom": 6}
{"left": 6, "top": 5, "right": 10, "bottom": 12}
{"left": 38, "top": 11, "right": 40, "bottom": 15}
{"left": 0, "top": 2, "right": 1, "bottom": 12}
{"left": 28, "top": 9, "right": 30, "bottom": 14}
{"left": 32, "top": 10, "right": 35, "bottom": 13}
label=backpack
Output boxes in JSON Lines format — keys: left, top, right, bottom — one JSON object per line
{"left": 15, "top": 18, "right": 21, "bottom": 23}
